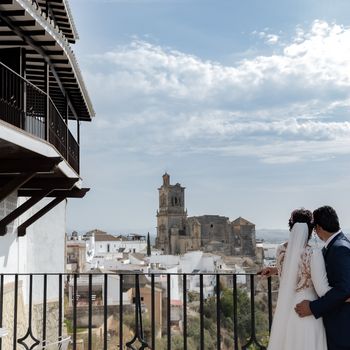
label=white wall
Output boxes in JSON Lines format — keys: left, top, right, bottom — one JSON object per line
{"left": 0, "top": 195, "right": 67, "bottom": 305}
{"left": 107, "top": 275, "right": 131, "bottom": 306}
{"left": 0, "top": 193, "right": 21, "bottom": 272}
{"left": 94, "top": 240, "right": 147, "bottom": 254}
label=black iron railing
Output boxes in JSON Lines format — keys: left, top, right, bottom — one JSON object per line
{"left": 0, "top": 273, "right": 274, "bottom": 350}
{"left": 0, "top": 62, "right": 80, "bottom": 173}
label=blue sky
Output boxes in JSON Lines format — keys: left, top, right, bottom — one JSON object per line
{"left": 67, "top": 0, "right": 350, "bottom": 234}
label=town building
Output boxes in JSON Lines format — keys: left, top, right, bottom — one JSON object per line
{"left": 155, "top": 173, "right": 257, "bottom": 256}
{"left": 84, "top": 229, "right": 147, "bottom": 255}
{"left": 66, "top": 229, "right": 148, "bottom": 270}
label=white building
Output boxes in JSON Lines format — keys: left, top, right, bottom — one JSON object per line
{"left": 84, "top": 229, "right": 147, "bottom": 254}
{"left": 0, "top": 0, "right": 94, "bottom": 344}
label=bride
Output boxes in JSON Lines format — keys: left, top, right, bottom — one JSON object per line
{"left": 260, "top": 209, "right": 329, "bottom": 350}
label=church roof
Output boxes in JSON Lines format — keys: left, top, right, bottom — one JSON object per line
{"left": 232, "top": 217, "right": 255, "bottom": 226}
{"left": 85, "top": 229, "right": 121, "bottom": 241}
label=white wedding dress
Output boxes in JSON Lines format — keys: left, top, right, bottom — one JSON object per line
{"left": 267, "top": 223, "right": 329, "bottom": 350}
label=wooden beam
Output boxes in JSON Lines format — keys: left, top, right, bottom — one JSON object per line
{"left": 0, "top": 157, "right": 62, "bottom": 174}
{"left": 0, "top": 172, "right": 36, "bottom": 202}
{"left": 25, "top": 30, "right": 47, "bottom": 36}
{"left": 17, "top": 196, "right": 66, "bottom": 236}
{"left": 0, "top": 20, "right": 36, "bottom": 27}
{"left": 0, "top": 188, "right": 53, "bottom": 235}
{"left": 27, "top": 49, "right": 64, "bottom": 55}
{"left": 0, "top": 177, "right": 78, "bottom": 190}
{"left": 1, "top": 10, "right": 26, "bottom": 16}
{"left": 18, "top": 187, "right": 89, "bottom": 198}
{"left": 0, "top": 40, "right": 26, "bottom": 45}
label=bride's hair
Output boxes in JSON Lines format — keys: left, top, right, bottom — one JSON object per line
{"left": 288, "top": 208, "right": 314, "bottom": 240}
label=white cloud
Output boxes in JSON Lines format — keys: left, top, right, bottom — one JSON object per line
{"left": 84, "top": 20, "right": 350, "bottom": 163}
{"left": 253, "top": 30, "right": 280, "bottom": 44}
{"left": 266, "top": 34, "right": 279, "bottom": 44}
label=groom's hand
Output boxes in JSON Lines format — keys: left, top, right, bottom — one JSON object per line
{"left": 258, "top": 267, "right": 278, "bottom": 277}
{"left": 295, "top": 300, "right": 312, "bottom": 317}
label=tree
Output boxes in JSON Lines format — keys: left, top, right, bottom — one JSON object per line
{"left": 147, "top": 232, "right": 151, "bottom": 256}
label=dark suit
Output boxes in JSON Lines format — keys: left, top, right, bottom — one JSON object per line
{"left": 310, "top": 232, "right": 350, "bottom": 350}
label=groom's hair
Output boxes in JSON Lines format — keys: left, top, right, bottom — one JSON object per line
{"left": 288, "top": 208, "right": 314, "bottom": 239}
{"left": 313, "top": 206, "right": 340, "bottom": 233}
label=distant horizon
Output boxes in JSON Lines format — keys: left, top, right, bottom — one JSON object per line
{"left": 66, "top": 227, "right": 350, "bottom": 242}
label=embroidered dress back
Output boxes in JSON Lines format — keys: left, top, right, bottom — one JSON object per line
{"left": 268, "top": 241, "right": 330, "bottom": 350}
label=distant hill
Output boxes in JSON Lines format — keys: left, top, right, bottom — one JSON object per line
{"left": 256, "top": 229, "right": 289, "bottom": 243}
{"left": 257, "top": 228, "right": 350, "bottom": 244}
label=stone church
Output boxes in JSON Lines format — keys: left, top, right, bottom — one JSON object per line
{"left": 155, "top": 173, "right": 256, "bottom": 256}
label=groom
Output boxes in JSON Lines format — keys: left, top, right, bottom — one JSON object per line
{"left": 295, "top": 206, "right": 350, "bottom": 350}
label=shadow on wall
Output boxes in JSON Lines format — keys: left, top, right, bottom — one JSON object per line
{"left": 0, "top": 194, "right": 18, "bottom": 268}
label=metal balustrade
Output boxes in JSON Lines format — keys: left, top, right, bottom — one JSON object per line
{"left": 0, "top": 62, "right": 80, "bottom": 173}
{"left": 0, "top": 273, "right": 274, "bottom": 350}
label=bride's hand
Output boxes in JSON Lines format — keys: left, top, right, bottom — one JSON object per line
{"left": 346, "top": 297, "right": 350, "bottom": 303}
{"left": 258, "top": 266, "right": 278, "bottom": 278}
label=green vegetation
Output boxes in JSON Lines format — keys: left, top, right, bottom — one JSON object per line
{"left": 140, "top": 286, "right": 269, "bottom": 350}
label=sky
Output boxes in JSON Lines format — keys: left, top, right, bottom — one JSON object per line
{"left": 66, "top": 0, "right": 350, "bottom": 234}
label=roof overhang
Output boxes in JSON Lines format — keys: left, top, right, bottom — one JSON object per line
{"left": 36, "top": 0, "right": 79, "bottom": 43}
{"left": 0, "top": 0, "right": 95, "bottom": 121}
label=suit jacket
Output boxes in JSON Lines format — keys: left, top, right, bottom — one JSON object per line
{"left": 310, "top": 232, "right": 350, "bottom": 350}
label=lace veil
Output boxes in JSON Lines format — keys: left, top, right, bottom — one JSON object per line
{"left": 267, "top": 222, "right": 309, "bottom": 350}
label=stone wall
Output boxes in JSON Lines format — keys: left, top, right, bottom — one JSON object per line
{"left": 1, "top": 281, "right": 66, "bottom": 350}
{"left": 1, "top": 280, "right": 27, "bottom": 350}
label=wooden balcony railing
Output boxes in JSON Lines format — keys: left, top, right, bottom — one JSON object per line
{"left": 0, "top": 62, "right": 80, "bottom": 173}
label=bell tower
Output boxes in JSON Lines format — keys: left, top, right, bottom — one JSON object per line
{"left": 156, "top": 173, "right": 187, "bottom": 253}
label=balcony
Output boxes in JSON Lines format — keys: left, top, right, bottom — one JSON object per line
{"left": 0, "top": 62, "right": 79, "bottom": 174}
{"left": 0, "top": 272, "right": 273, "bottom": 350}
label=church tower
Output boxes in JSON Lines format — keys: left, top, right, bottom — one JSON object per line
{"left": 156, "top": 173, "right": 187, "bottom": 254}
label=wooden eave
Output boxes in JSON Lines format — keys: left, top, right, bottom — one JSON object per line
{"left": 0, "top": 154, "right": 89, "bottom": 236}
{"left": 36, "top": 0, "right": 79, "bottom": 43}
{"left": 0, "top": 2, "right": 94, "bottom": 121}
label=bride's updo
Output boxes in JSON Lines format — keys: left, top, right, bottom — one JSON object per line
{"left": 288, "top": 208, "right": 314, "bottom": 240}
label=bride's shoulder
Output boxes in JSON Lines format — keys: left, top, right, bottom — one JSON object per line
{"left": 277, "top": 242, "right": 288, "bottom": 254}
{"left": 304, "top": 245, "right": 322, "bottom": 257}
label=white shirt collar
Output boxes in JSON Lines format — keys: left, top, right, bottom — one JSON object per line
{"left": 324, "top": 229, "right": 342, "bottom": 248}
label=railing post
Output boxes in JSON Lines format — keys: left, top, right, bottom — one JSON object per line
{"left": 233, "top": 274, "right": 238, "bottom": 350}
{"left": 151, "top": 274, "right": 155, "bottom": 350}
{"left": 183, "top": 274, "right": 187, "bottom": 350}
{"left": 199, "top": 274, "right": 204, "bottom": 350}
{"left": 119, "top": 274, "right": 124, "bottom": 350}
{"left": 65, "top": 93, "right": 69, "bottom": 160}
{"left": 58, "top": 274, "right": 63, "bottom": 340}
{"left": 45, "top": 63, "right": 50, "bottom": 142}
{"left": 103, "top": 274, "right": 108, "bottom": 350}
{"left": 73, "top": 274, "right": 77, "bottom": 350}
{"left": 42, "top": 274, "right": 47, "bottom": 346}
{"left": 216, "top": 274, "right": 221, "bottom": 350}
{"left": 167, "top": 274, "right": 171, "bottom": 350}
{"left": 23, "top": 70, "right": 26, "bottom": 130}
{"left": 0, "top": 275, "right": 3, "bottom": 350}
{"left": 88, "top": 274, "right": 92, "bottom": 350}
{"left": 13, "top": 275, "right": 18, "bottom": 350}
